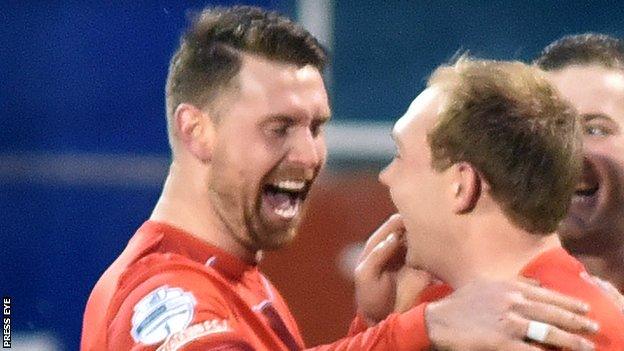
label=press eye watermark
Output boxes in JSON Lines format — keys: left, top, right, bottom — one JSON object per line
{"left": 3, "top": 297, "right": 10, "bottom": 348}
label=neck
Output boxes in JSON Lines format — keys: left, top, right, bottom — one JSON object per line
{"left": 437, "top": 218, "right": 562, "bottom": 289}
{"left": 150, "top": 160, "right": 257, "bottom": 264}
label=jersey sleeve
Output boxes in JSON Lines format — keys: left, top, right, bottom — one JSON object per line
{"left": 343, "top": 281, "right": 455, "bottom": 349}
{"left": 416, "top": 282, "right": 453, "bottom": 304}
{"left": 107, "top": 257, "right": 256, "bottom": 351}
{"left": 307, "top": 303, "right": 432, "bottom": 351}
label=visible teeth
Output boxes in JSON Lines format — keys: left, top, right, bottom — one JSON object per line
{"left": 273, "top": 180, "right": 305, "bottom": 191}
{"left": 274, "top": 201, "right": 300, "bottom": 219}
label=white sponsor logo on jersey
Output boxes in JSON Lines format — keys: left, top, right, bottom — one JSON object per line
{"left": 131, "top": 285, "right": 196, "bottom": 345}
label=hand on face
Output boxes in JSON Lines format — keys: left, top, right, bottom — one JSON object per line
{"left": 354, "top": 214, "right": 433, "bottom": 325}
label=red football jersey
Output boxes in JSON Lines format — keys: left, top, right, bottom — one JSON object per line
{"left": 81, "top": 221, "right": 432, "bottom": 351}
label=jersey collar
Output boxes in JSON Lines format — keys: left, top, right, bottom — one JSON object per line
{"left": 521, "top": 247, "right": 585, "bottom": 280}
{"left": 138, "top": 220, "right": 255, "bottom": 279}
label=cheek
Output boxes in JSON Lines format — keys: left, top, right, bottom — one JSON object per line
{"left": 247, "top": 130, "right": 287, "bottom": 164}
{"left": 217, "top": 139, "right": 252, "bottom": 174}
{"left": 214, "top": 138, "right": 273, "bottom": 191}
{"left": 389, "top": 167, "right": 418, "bottom": 209}
{"left": 584, "top": 136, "right": 623, "bottom": 159}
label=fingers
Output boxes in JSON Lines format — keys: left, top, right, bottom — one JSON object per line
{"left": 354, "top": 232, "right": 401, "bottom": 282}
{"left": 495, "top": 316, "right": 544, "bottom": 351}
{"left": 513, "top": 299, "right": 599, "bottom": 334}
{"left": 539, "top": 325, "right": 596, "bottom": 351}
{"left": 515, "top": 281, "right": 590, "bottom": 314}
{"left": 517, "top": 277, "right": 540, "bottom": 286}
{"left": 500, "top": 309, "right": 595, "bottom": 351}
{"left": 359, "top": 214, "right": 404, "bottom": 260}
{"left": 425, "top": 280, "right": 598, "bottom": 351}
{"left": 504, "top": 341, "right": 543, "bottom": 351}
{"left": 592, "top": 276, "right": 624, "bottom": 312}
{"left": 518, "top": 318, "right": 596, "bottom": 351}
{"left": 512, "top": 283, "right": 597, "bottom": 351}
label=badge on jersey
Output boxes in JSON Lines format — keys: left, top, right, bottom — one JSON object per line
{"left": 131, "top": 285, "right": 196, "bottom": 345}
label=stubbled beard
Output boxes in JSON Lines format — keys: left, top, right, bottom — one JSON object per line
{"left": 561, "top": 216, "right": 624, "bottom": 256}
{"left": 208, "top": 180, "right": 301, "bottom": 252}
{"left": 244, "top": 197, "right": 300, "bottom": 251}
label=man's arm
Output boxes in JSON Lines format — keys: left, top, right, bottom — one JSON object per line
{"left": 305, "top": 304, "right": 431, "bottom": 351}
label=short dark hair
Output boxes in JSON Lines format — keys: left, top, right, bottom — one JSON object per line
{"left": 534, "top": 33, "right": 624, "bottom": 70}
{"left": 427, "top": 58, "right": 582, "bottom": 234}
{"left": 165, "top": 6, "right": 327, "bottom": 140}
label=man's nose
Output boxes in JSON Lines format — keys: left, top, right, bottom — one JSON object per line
{"left": 287, "top": 129, "right": 321, "bottom": 170}
{"left": 379, "top": 166, "right": 389, "bottom": 186}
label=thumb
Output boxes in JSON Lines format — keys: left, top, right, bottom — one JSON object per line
{"left": 359, "top": 214, "right": 405, "bottom": 262}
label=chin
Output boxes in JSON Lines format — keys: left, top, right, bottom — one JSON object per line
{"left": 558, "top": 215, "right": 591, "bottom": 240}
{"left": 251, "top": 224, "right": 299, "bottom": 251}
{"left": 404, "top": 248, "right": 426, "bottom": 269}
{"left": 559, "top": 215, "right": 619, "bottom": 256}
{"left": 560, "top": 196, "right": 609, "bottom": 254}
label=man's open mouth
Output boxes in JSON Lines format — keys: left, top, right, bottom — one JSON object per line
{"left": 261, "top": 180, "right": 310, "bottom": 220}
{"left": 572, "top": 159, "right": 600, "bottom": 206}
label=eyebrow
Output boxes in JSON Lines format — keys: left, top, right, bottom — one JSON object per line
{"left": 315, "top": 114, "right": 331, "bottom": 124}
{"left": 264, "top": 115, "right": 297, "bottom": 124}
{"left": 263, "top": 114, "right": 331, "bottom": 130}
{"left": 582, "top": 113, "right": 616, "bottom": 124}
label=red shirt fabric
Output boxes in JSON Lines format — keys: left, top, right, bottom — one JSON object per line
{"left": 348, "top": 247, "right": 624, "bottom": 350}
{"left": 81, "top": 221, "right": 432, "bottom": 351}
{"left": 520, "top": 248, "right": 624, "bottom": 350}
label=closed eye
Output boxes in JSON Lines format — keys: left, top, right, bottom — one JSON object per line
{"left": 271, "top": 124, "right": 290, "bottom": 137}
{"left": 263, "top": 116, "right": 296, "bottom": 138}
{"left": 310, "top": 119, "right": 327, "bottom": 137}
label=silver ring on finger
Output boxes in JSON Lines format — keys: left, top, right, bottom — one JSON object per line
{"left": 526, "top": 320, "right": 551, "bottom": 343}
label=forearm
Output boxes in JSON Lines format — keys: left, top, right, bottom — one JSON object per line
{"left": 308, "top": 304, "right": 431, "bottom": 351}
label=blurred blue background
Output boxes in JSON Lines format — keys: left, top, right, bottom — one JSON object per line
{"left": 2, "top": 1, "right": 624, "bottom": 349}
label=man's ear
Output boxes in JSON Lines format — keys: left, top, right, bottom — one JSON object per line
{"left": 174, "top": 103, "right": 215, "bottom": 162}
{"left": 450, "top": 162, "right": 482, "bottom": 214}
